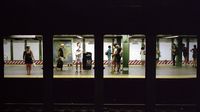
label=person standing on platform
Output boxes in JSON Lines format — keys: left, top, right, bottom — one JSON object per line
{"left": 106, "top": 45, "right": 112, "bottom": 66}
{"left": 111, "top": 44, "right": 117, "bottom": 73}
{"left": 190, "top": 45, "right": 197, "bottom": 67}
{"left": 57, "top": 44, "right": 65, "bottom": 71}
{"left": 23, "top": 46, "right": 35, "bottom": 75}
{"left": 182, "top": 43, "right": 189, "bottom": 65}
{"left": 115, "top": 45, "right": 122, "bottom": 73}
{"left": 140, "top": 46, "right": 146, "bottom": 65}
{"left": 172, "top": 43, "right": 177, "bottom": 66}
{"left": 75, "top": 42, "right": 82, "bottom": 72}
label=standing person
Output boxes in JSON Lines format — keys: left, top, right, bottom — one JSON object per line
{"left": 58, "top": 44, "right": 65, "bottom": 59}
{"left": 190, "top": 45, "right": 197, "bottom": 67}
{"left": 57, "top": 44, "right": 65, "bottom": 71}
{"left": 111, "top": 44, "right": 117, "bottom": 73}
{"left": 23, "top": 46, "right": 35, "bottom": 75}
{"left": 106, "top": 45, "right": 112, "bottom": 66}
{"left": 182, "top": 43, "right": 189, "bottom": 65}
{"left": 115, "top": 44, "right": 122, "bottom": 73}
{"left": 172, "top": 43, "right": 177, "bottom": 66}
{"left": 140, "top": 46, "right": 146, "bottom": 65}
{"left": 75, "top": 42, "right": 82, "bottom": 72}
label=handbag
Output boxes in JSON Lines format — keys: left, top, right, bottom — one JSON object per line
{"left": 33, "top": 62, "right": 36, "bottom": 67}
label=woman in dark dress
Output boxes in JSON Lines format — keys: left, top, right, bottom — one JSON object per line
{"left": 23, "top": 46, "right": 35, "bottom": 75}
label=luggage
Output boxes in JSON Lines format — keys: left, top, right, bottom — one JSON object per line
{"left": 83, "top": 52, "right": 92, "bottom": 70}
{"left": 57, "top": 57, "right": 63, "bottom": 70}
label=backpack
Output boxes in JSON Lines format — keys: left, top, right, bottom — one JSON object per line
{"left": 105, "top": 51, "right": 108, "bottom": 55}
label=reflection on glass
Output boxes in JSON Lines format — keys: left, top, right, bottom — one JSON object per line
{"left": 103, "top": 34, "right": 146, "bottom": 78}
{"left": 4, "top": 35, "right": 43, "bottom": 78}
{"left": 156, "top": 35, "right": 197, "bottom": 78}
{"left": 53, "top": 35, "right": 94, "bottom": 78}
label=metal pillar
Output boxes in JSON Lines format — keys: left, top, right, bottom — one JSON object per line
{"left": 122, "top": 35, "right": 129, "bottom": 74}
{"left": 0, "top": 38, "right": 4, "bottom": 78}
{"left": 145, "top": 34, "right": 156, "bottom": 112}
{"left": 142, "top": 38, "right": 145, "bottom": 47}
{"left": 197, "top": 36, "right": 200, "bottom": 112}
{"left": 10, "top": 39, "right": 13, "bottom": 61}
{"left": 0, "top": 37, "right": 4, "bottom": 112}
{"left": 176, "top": 37, "right": 183, "bottom": 67}
{"left": 83, "top": 37, "right": 85, "bottom": 53}
{"left": 25, "top": 39, "right": 27, "bottom": 49}
{"left": 94, "top": 34, "right": 104, "bottom": 112}
{"left": 43, "top": 34, "right": 53, "bottom": 112}
{"left": 39, "top": 39, "right": 42, "bottom": 61}
{"left": 186, "top": 38, "right": 190, "bottom": 62}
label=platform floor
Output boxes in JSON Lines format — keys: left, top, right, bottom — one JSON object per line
{"left": 4, "top": 65, "right": 196, "bottom": 78}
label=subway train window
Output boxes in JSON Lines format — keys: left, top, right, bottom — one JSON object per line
{"left": 156, "top": 35, "right": 197, "bottom": 78}
{"left": 53, "top": 35, "right": 95, "bottom": 78}
{"left": 4, "top": 35, "right": 43, "bottom": 78}
{"left": 103, "top": 34, "right": 145, "bottom": 78}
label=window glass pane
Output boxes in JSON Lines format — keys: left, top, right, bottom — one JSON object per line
{"left": 4, "top": 35, "right": 43, "bottom": 78}
{"left": 103, "top": 34, "right": 145, "bottom": 78}
{"left": 156, "top": 35, "right": 197, "bottom": 78}
{"left": 53, "top": 35, "right": 94, "bottom": 78}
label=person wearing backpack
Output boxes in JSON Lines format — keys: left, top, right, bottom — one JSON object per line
{"left": 106, "top": 45, "right": 112, "bottom": 66}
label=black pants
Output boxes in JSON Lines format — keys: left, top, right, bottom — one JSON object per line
{"left": 172, "top": 55, "right": 176, "bottom": 66}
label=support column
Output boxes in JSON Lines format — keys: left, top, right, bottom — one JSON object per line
{"left": 0, "top": 38, "right": 4, "bottom": 78}
{"left": 0, "top": 37, "right": 4, "bottom": 112}
{"left": 43, "top": 34, "right": 53, "bottom": 112}
{"left": 156, "top": 38, "right": 160, "bottom": 49}
{"left": 186, "top": 38, "right": 190, "bottom": 62}
{"left": 83, "top": 37, "right": 86, "bottom": 53}
{"left": 39, "top": 39, "right": 42, "bottom": 61}
{"left": 122, "top": 35, "right": 129, "bottom": 74}
{"left": 145, "top": 34, "right": 156, "bottom": 112}
{"left": 94, "top": 34, "right": 104, "bottom": 112}
{"left": 25, "top": 39, "right": 27, "bottom": 49}
{"left": 197, "top": 36, "right": 200, "bottom": 112}
{"left": 10, "top": 39, "right": 13, "bottom": 61}
{"left": 142, "top": 38, "right": 145, "bottom": 47}
{"left": 117, "top": 37, "right": 121, "bottom": 46}
{"left": 176, "top": 37, "right": 183, "bottom": 67}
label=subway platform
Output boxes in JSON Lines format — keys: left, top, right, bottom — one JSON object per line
{"left": 4, "top": 64, "right": 196, "bottom": 78}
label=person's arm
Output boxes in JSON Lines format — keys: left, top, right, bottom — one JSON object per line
{"left": 31, "top": 50, "right": 35, "bottom": 61}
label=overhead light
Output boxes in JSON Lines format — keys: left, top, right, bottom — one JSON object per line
{"left": 11, "top": 35, "right": 36, "bottom": 38}
{"left": 165, "top": 36, "right": 179, "bottom": 38}
{"left": 76, "top": 35, "right": 83, "bottom": 39}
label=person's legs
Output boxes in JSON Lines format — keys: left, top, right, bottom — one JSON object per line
{"left": 184, "top": 56, "right": 188, "bottom": 65}
{"left": 194, "top": 58, "right": 197, "bottom": 67}
{"left": 172, "top": 55, "right": 176, "bottom": 66}
{"left": 29, "top": 64, "right": 32, "bottom": 75}
{"left": 76, "top": 61, "right": 78, "bottom": 72}
{"left": 117, "top": 62, "right": 120, "bottom": 72}
{"left": 113, "top": 61, "right": 116, "bottom": 72}
{"left": 27, "top": 64, "right": 31, "bottom": 75}
{"left": 79, "top": 62, "right": 82, "bottom": 72}
{"left": 26, "top": 64, "right": 29, "bottom": 75}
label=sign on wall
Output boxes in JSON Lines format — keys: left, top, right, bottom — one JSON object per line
{"left": 53, "top": 40, "right": 73, "bottom": 65}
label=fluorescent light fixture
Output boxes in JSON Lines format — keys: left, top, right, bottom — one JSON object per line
{"left": 165, "top": 36, "right": 179, "bottom": 38}
{"left": 76, "top": 35, "right": 83, "bottom": 39}
{"left": 11, "top": 35, "right": 36, "bottom": 38}
{"left": 132, "top": 34, "right": 145, "bottom": 37}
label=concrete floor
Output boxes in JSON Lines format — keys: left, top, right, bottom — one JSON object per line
{"left": 4, "top": 65, "right": 196, "bottom": 78}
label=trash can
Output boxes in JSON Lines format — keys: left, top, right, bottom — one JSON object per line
{"left": 83, "top": 52, "right": 92, "bottom": 70}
